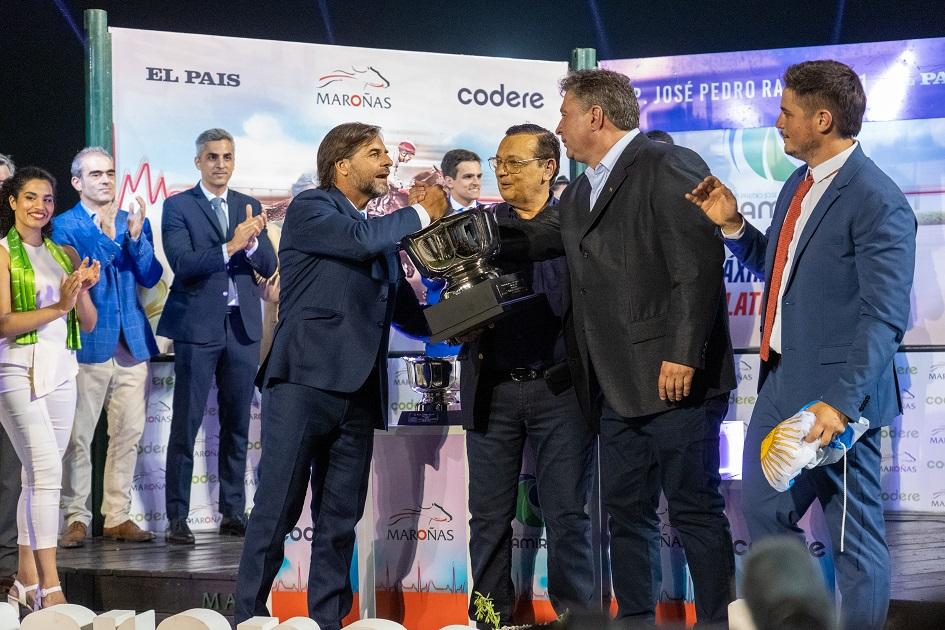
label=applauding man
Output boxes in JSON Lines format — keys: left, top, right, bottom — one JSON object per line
{"left": 55, "top": 147, "right": 163, "bottom": 547}
{"left": 158, "top": 128, "right": 276, "bottom": 544}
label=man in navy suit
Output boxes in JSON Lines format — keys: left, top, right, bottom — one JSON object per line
{"left": 157, "top": 128, "right": 277, "bottom": 544}
{"left": 688, "top": 60, "right": 916, "bottom": 629}
{"left": 234, "top": 122, "right": 447, "bottom": 629}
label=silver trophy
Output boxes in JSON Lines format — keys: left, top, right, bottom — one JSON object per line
{"left": 402, "top": 208, "right": 533, "bottom": 342}
{"left": 398, "top": 355, "right": 459, "bottom": 425}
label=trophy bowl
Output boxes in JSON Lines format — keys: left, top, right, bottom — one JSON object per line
{"left": 402, "top": 209, "right": 534, "bottom": 343}
{"left": 403, "top": 208, "right": 501, "bottom": 300}
{"left": 397, "top": 355, "right": 460, "bottom": 425}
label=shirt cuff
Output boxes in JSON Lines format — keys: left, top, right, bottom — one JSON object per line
{"left": 721, "top": 216, "right": 746, "bottom": 240}
{"left": 413, "top": 204, "right": 431, "bottom": 229}
{"left": 246, "top": 240, "right": 259, "bottom": 258}
{"left": 221, "top": 244, "right": 231, "bottom": 264}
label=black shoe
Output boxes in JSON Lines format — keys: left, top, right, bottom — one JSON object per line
{"left": 165, "top": 518, "right": 195, "bottom": 544}
{"left": 219, "top": 515, "right": 247, "bottom": 537}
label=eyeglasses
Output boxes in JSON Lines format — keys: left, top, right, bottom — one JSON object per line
{"left": 488, "top": 157, "right": 546, "bottom": 174}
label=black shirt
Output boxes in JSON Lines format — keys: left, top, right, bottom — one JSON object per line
{"left": 481, "top": 199, "right": 570, "bottom": 373}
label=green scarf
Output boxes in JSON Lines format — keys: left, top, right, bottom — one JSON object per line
{"left": 7, "top": 226, "right": 81, "bottom": 350}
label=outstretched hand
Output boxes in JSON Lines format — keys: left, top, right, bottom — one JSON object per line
{"left": 685, "top": 176, "right": 743, "bottom": 235}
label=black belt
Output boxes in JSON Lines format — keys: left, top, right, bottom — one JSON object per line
{"left": 497, "top": 367, "right": 544, "bottom": 382}
{"left": 225, "top": 305, "right": 240, "bottom": 315}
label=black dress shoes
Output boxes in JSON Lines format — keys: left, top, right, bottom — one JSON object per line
{"left": 219, "top": 514, "right": 247, "bottom": 537}
{"left": 165, "top": 518, "right": 195, "bottom": 545}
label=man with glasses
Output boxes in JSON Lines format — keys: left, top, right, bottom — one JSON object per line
{"left": 460, "top": 124, "right": 596, "bottom": 628}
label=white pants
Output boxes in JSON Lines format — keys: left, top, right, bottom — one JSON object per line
{"left": 0, "top": 365, "right": 76, "bottom": 549}
{"left": 61, "top": 349, "right": 148, "bottom": 528}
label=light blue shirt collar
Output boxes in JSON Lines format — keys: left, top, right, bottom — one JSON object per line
{"left": 199, "top": 181, "right": 228, "bottom": 204}
{"left": 586, "top": 128, "right": 640, "bottom": 209}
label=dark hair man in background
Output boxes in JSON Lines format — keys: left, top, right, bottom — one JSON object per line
{"left": 234, "top": 122, "right": 448, "bottom": 630}
{"left": 462, "top": 124, "right": 595, "bottom": 628}
{"left": 688, "top": 60, "right": 916, "bottom": 630}
{"left": 157, "top": 127, "right": 277, "bottom": 545}
{"left": 551, "top": 174, "right": 569, "bottom": 200}
{"left": 500, "top": 68, "right": 736, "bottom": 625}
{"left": 441, "top": 148, "right": 483, "bottom": 211}
{"left": 644, "top": 129, "right": 675, "bottom": 145}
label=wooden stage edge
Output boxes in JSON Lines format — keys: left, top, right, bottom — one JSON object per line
{"left": 58, "top": 516, "right": 945, "bottom": 628}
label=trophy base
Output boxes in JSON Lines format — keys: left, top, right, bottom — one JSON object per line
{"left": 397, "top": 409, "right": 462, "bottom": 426}
{"left": 425, "top": 273, "right": 535, "bottom": 343}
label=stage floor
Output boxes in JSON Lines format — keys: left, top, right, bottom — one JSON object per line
{"left": 58, "top": 517, "right": 945, "bottom": 628}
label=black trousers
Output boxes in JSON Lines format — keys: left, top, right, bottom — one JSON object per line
{"left": 467, "top": 378, "right": 596, "bottom": 628}
{"left": 600, "top": 394, "right": 734, "bottom": 625}
{"left": 0, "top": 428, "right": 20, "bottom": 575}
{"left": 165, "top": 309, "right": 259, "bottom": 522}
{"left": 235, "top": 372, "right": 378, "bottom": 630}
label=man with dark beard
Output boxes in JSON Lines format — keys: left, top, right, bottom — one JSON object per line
{"left": 234, "top": 122, "right": 448, "bottom": 629}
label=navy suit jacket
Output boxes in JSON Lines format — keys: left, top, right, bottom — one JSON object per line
{"left": 258, "top": 187, "right": 429, "bottom": 428}
{"left": 157, "top": 184, "right": 277, "bottom": 344}
{"left": 726, "top": 144, "right": 916, "bottom": 426}
{"left": 52, "top": 202, "right": 163, "bottom": 363}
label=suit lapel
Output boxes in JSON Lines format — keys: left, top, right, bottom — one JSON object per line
{"left": 326, "top": 187, "right": 390, "bottom": 281}
{"left": 579, "top": 134, "right": 642, "bottom": 242}
{"left": 782, "top": 146, "right": 866, "bottom": 293}
{"left": 192, "top": 185, "right": 226, "bottom": 240}
{"left": 226, "top": 190, "right": 242, "bottom": 239}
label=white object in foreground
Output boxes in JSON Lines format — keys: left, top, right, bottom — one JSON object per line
{"left": 21, "top": 604, "right": 96, "bottom": 630}
{"left": 155, "top": 609, "right": 230, "bottom": 630}
{"left": 93, "top": 610, "right": 156, "bottom": 630}
{"left": 345, "top": 620, "right": 408, "bottom": 630}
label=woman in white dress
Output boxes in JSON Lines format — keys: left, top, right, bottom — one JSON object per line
{"left": 0, "top": 167, "right": 99, "bottom": 614}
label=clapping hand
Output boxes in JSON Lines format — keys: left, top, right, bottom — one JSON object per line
{"left": 230, "top": 204, "right": 268, "bottom": 253}
{"left": 75, "top": 257, "right": 101, "bottom": 292}
{"left": 128, "top": 195, "right": 147, "bottom": 240}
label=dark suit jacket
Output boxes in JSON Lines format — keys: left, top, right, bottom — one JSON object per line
{"left": 458, "top": 201, "right": 572, "bottom": 431}
{"left": 157, "top": 184, "right": 277, "bottom": 343}
{"left": 500, "top": 133, "right": 736, "bottom": 423}
{"left": 726, "top": 144, "right": 916, "bottom": 426}
{"left": 258, "top": 187, "right": 428, "bottom": 428}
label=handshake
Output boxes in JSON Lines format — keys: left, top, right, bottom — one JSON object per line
{"left": 407, "top": 170, "right": 449, "bottom": 222}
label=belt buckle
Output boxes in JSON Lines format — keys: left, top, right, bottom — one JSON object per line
{"left": 510, "top": 367, "right": 538, "bottom": 382}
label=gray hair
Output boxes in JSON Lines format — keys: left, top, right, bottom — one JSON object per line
{"left": 559, "top": 69, "right": 640, "bottom": 131}
{"left": 0, "top": 153, "right": 14, "bottom": 176}
{"left": 195, "top": 128, "right": 235, "bottom": 156}
{"left": 70, "top": 146, "right": 113, "bottom": 178}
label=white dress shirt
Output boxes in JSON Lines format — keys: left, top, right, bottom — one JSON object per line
{"left": 585, "top": 128, "right": 640, "bottom": 209}
{"left": 200, "top": 181, "right": 258, "bottom": 307}
{"left": 724, "top": 142, "right": 858, "bottom": 353}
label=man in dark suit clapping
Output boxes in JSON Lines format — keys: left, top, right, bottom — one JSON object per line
{"left": 158, "top": 128, "right": 277, "bottom": 544}
{"left": 234, "top": 122, "right": 448, "bottom": 629}
{"left": 501, "top": 69, "right": 737, "bottom": 626}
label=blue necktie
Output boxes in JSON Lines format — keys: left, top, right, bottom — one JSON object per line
{"left": 211, "top": 197, "right": 239, "bottom": 306}
{"left": 210, "top": 197, "right": 228, "bottom": 234}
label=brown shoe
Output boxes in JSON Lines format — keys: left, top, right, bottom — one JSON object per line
{"left": 58, "top": 521, "right": 87, "bottom": 548}
{"left": 103, "top": 520, "right": 155, "bottom": 542}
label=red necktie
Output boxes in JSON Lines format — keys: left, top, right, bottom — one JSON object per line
{"left": 760, "top": 172, "right": 814, "bottom": 361}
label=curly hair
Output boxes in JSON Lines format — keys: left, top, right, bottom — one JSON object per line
{"left": 0, "top": 166, "right": 57, "bottom": 239}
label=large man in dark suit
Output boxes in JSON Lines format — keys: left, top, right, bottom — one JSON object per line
{"left": 501, "top": 69, "right": 736, "bottom": 625}
{"left": 461, "top": 124, "right": 595, "bottom": 628}
{"left": 688, "top": 60, "right": 916, "bottom": 630}
{"left": 234, "top": 122, "right": 447, "bottom": 629}
{"left": 157, "top": 128, "right": 277, "bottom": 544}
